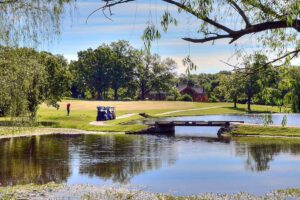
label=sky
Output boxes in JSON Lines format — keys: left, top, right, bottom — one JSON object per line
{"left": 43, "top": 0, "right": 276, "bottom": 74}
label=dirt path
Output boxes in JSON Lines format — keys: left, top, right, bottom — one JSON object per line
{"left": 155, "top": 106, "right": 223, "bottom": 116}
{"left": 116, "top": 113, "right": 137, "bottom": 119}
{"left": 90, "top": 106, "right": 222, "bottom": 126}
{"left": 89, "top": 113, "right": 137, "bottom": 126}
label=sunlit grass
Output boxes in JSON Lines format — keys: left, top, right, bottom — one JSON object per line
{"left": 35, "top": 100, "right": 283, "bottom": 132}
{"left": 231, "top": 125, "right": 300, "bottom": 137}
{"left": 0, "top": 99, "right": 287, "bottom": 135}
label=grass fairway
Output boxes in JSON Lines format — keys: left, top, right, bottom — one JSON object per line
{"left": 33, "top": 99, "right": 280, "bottom": 132}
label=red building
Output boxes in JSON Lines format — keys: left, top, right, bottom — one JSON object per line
{"left": 178, "top": 85, "right": 208, "bottom": 102}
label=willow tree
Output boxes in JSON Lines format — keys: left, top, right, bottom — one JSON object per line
{"left": 0, "top": 47, "right": 71, "bottom": 121}
{"left": 0, "top": 0, "right": 73, "bottom": 122}
{"left": 0, "top": 0, "right": 73, "bottom": 45}
{"left": 96, "top": 0, "right": 300, "bottom": 68}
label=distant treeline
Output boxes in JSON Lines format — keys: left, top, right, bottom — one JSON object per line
{"left": 1, "top": 42, "right": 300, "bottom": 120}
{"left": 178, "top": 54, "right": 300, "bottom": 112}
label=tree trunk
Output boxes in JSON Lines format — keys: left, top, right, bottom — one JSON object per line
{"left": 279, "top": 106, "right": 282, "bottom": 113}
{"left": 114, "top": 88, "right": 118, "bottom": 100}
{"left": 71, "top": 85, "right": 78, "bottom": 98}
{"left": 91, "top": 91, "right": 96, "bottom": 99}
{"left": 103, "top": 89, "right": 106, "bottom": 100}
{"left": 247, "top": 94, "right": 251, "bottom": 112}
{"left": 234, "top": 98, "right": 237, "bottom": 108}
{"left": 97, "top": 92, "right": 102, "bottom": 100}
{"left": 140, "top": 82, "right": 145, "bottom": 100}
{"left": 141, "top": 91, "right": 145, "bottom": 100}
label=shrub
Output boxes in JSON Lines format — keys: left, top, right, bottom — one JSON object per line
{"left": 209, "top": 96, "right": 218, "bottom": 102}
{"left": 178, "top": 94, "right": 193, "bottom": 102}
{"left": 122, "top": 97, "right": 132, "bottom": 101}
{"left": 166, "top": 96, "right": 175, "bottom": 101}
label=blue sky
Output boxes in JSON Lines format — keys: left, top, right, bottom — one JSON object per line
{"left": 44, "top": 0, "right": 261, "bottom": 74}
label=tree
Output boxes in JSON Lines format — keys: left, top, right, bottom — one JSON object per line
{"left": 0, "top": 0, "right": 74, "bottom": 45}
{"left": 273, "top": 74, "right": 292, "bottom": 112}
{"left": 93, "top": 45, "right": 114, "bottom": 100}
{"left": 0, "top": 47, "right": 71, "bottom": 120}
{"left": 135, "top": 54, "right": 156, "bottom": 100}
{"left": 71, "top": 47, "right": 110, "bottom": 99}
{"left": 110, "top": 40, "right": 137, "bottom": 100}
{"left": 136, "top": 53, "right": 176, "bottom": 100}
{"left": 152, "top": 58, "right": 177, "bottom": 94}
{"left": 99, "top": 0, "right": 300, "bottom": 67}
{"left": 40, "top": 52, "right": 72, "bottom": 107}
{"left": 242, "top": 54, "right": 268, "bottom": 111}
{"left": 0, "top": 47, "right": 46, "bottom": 119}
{"left": 69, "top": 60, "right": 88, "bottom": 99}
{"left": 70, "top": 41, "right": 140, "bottom": 100}
{"left": 288, "top": 67, "right": 300, "bottom": 112}
{"left": 218, "top": 73, "right": 243, "bottom": 108}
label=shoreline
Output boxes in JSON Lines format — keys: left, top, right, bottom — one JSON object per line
{"left": 0, "top": 127, "right": 124, "bottom": 139}
{"left": 231, "top": 133, "right": 300, "bottom": 138}
{"left": 1, "top": 183, "right": 300, "bottom": 200}
{"left": 236, "top": 122, "right": 300, "bottom": 128}
{"left": 1, "top": 112, "right": 300, "bottom": 139}
{"left": 230, "top": 123, "right": 300, "bottom": 138}
{"left": 2, "top": 123, "right": 300, "bottom": 139}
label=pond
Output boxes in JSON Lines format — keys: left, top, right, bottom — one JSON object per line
{"left": 1, "top": 133, "right": 300, "bottom": 195}
{"left": 132, "top": 113, "right": 300, "bottom": 127}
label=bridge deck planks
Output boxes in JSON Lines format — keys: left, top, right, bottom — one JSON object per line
{"left": 151, "top": 121, "right": 244, "bottom": 127}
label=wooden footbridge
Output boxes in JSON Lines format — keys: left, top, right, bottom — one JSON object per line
{"left": 140, "top": 120, "right": 244, "bottom": 135}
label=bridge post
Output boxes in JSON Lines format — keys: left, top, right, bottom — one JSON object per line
{"left": 155, "top": 122, "right": 175, "bottom": 135}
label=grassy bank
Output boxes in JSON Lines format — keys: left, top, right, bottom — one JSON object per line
{"left": 0, "top": 99, "right": 284, "bottom": 135}
{"left": 35, "top": 100, "right": 279, "bottom": 132}
{"left": 1, "top": 183, "right": 300, "bottom": 200}
{"left": 231, "top": 125, "right": 300, "bottom": 137}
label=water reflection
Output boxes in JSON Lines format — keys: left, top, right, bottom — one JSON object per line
{"left": 1, "top": 134, "right": 300, "bottom": 194}
{"left": 77, "top": 135, "right": 177, "bottom": 183}
{"left": 235, "top": 138, "right": 300, "bottom": 172}
{"left": 0, "top": 135, "right": 72, "bottom": 186}
{"left": 0, "top": 134, "right": 177, "bottom": 186}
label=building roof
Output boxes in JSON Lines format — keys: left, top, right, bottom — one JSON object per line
{"left": 177, "top": 85, "right": 187, "bottom": 92}
{"left": 178, "top": 85, "right": 205, "bottom": 94}
{"left": 192, "top": 87, "right": 204, "bottom": 94}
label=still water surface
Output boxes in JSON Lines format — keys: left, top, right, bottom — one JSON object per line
{"left": 1, "top": 133, "right": 300, "bottom": 195}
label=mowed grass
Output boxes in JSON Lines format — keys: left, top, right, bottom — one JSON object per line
{"left": 34, "top": 99, "right": 280, "bottom": 132}
{"left": 231, "top": 125, "right": 300, "bottom": 137}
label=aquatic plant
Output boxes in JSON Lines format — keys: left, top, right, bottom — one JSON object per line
{"left": 281, "top": 115, "right": 288, "bottom": 128}
{"left": 263, "top": 114, "right": 273, "bottom": 127}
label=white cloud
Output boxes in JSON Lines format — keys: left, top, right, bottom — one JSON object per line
{"left": 163, "top": 51, "right": 238, "bottom": 74}
{"left": 63, "top": 54, "right": 78, "bottom": 62}
{"left": 67, "top": 24, "right": 145, "bottom": 35}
